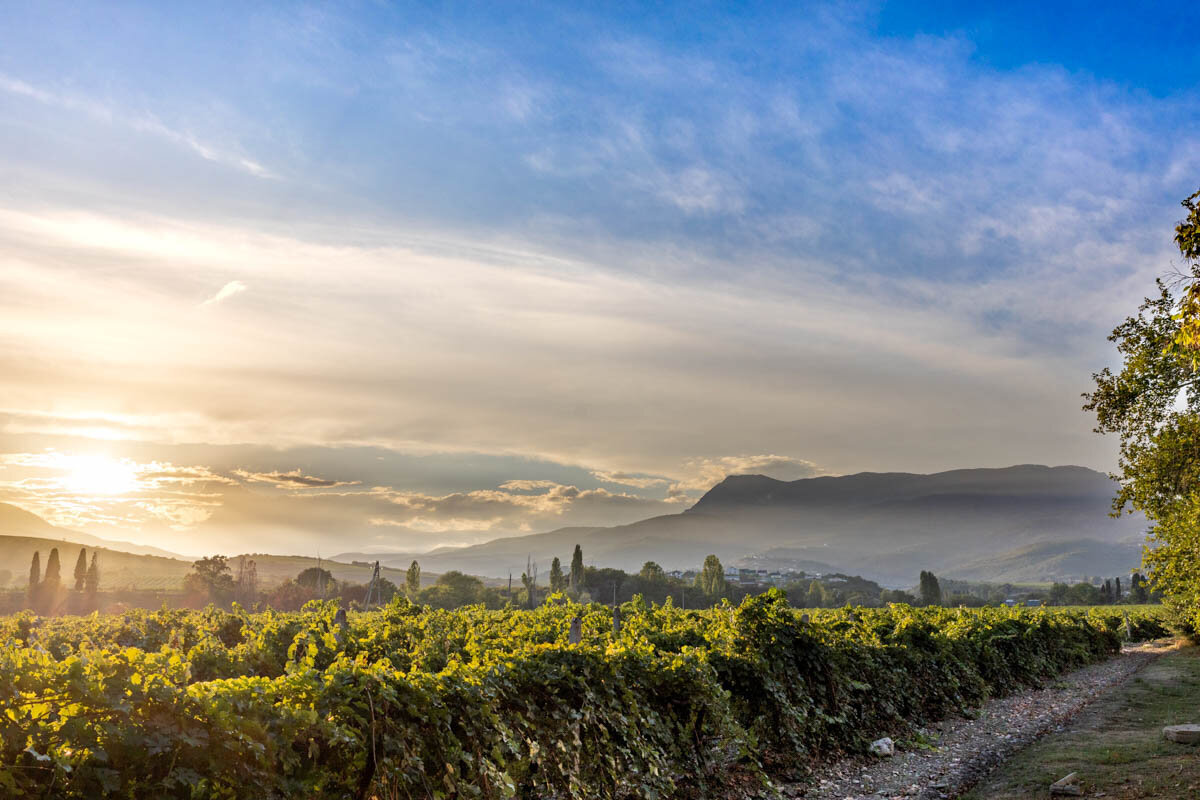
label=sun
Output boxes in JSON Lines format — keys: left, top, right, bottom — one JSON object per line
{"left": 60, "top": 455, "right": 141, "bottom": 496}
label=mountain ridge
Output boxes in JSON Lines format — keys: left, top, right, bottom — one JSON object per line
{"left": 0, "top": 502, "right": 187, "bottom": 560}
{"left": 338, "top": 464, "right": 1145, "bottom": 585}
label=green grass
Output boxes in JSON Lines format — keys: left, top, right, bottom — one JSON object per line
{"left": 963, "top": 645, "right": 1200, "bottom": 799}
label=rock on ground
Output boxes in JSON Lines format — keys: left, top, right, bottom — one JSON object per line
{"left": 1163, "top": 723, "right": 1200, "bottom": 744}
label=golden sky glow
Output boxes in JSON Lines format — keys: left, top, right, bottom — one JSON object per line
{"left": 56, "top": 455, "right": 141, "bottom": 497}
{"left": 2, "top": 2, "right": 1196, "bottom": 561}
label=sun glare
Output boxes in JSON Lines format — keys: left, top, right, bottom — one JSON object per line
{"left": 60, "top": 455, "right": 141, "bottom": 496}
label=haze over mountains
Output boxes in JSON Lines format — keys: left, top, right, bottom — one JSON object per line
{"left": 1, "top": 465, "right": 1149, "bottom": 588}
{"left": 0, "top": 502, "right": 184, "bottom": 560}
{"left": 336, "top": 465, "right": 1147, "bottom": 586}
{"left": 0, "top": 503, "right": 420, "bottom": 591}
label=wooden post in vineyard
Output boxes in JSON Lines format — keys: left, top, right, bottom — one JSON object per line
{"left": 363, "top": 561, "right": 382, "bottom": 608}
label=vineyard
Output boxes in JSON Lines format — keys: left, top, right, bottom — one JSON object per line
{"left": 0, "top": 593, "right": 1168, "bottom": 799}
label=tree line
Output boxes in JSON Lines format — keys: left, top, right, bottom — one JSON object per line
{"left": 23, "top": 546, "right": 99, "bottom": 614}
{"left": 20, "top": 543, "right": 1162, "bottom": 616}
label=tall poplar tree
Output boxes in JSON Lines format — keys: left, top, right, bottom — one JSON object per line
{"left": 85, "top": 552, "right": 100, "bottom": 609}
{"left": 406, "top": 560, "right": 421, "bottom": 599}
{"left": 27, "top": 551, "right": 40, "bottom": 609}
{"left": 919, "top": 571, "right": 942, "bottom": 606}
{"left": 569, "top": 545, "right": 584, "bottom": 594}
{"left": 42, "top": 548, "right": 62, "bottom": 614}
{"left": 695, "top": 554, "right": 727, "bottom": 598}
{"left": 73, "top": 548, "right": 88, "bottom": 592}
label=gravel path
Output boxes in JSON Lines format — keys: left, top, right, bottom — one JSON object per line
{"left": 782, "top": 641, "right": 1174, "bottom": 800}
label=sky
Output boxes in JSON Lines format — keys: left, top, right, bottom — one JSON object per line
{"left": 1, "top": 1, "right": 1198, "bottom": 558}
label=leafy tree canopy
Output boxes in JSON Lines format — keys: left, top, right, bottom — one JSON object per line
{"left": 296, "top": 567, "right": 335, "bottom": 591}
{"left": 1085, "top": 187, "right": 1200, "bottom": 632}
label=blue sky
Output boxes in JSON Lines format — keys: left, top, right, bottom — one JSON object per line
{"left": 0, "top": 2, "right": 1197, "bottom": 557}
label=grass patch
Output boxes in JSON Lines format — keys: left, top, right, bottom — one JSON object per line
{"left": 964, "top": 645, "right": 1200, "bottom": 799}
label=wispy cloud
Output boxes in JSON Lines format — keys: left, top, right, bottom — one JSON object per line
{"left": 590, "top": 470, "right": 671, "bottom": 489}
{"left": 200, "top": 280, "right": 248, "bottom": 307}
{"left": 233, "top": 468, "right": 358, "bottom": 488}
{"left": 0, "top": 73, "right": 273, "bottom": 179}
{"left": 670, "top": 455, "right": 825, "bottom": 494}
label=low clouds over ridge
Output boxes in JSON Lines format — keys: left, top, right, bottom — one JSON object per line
{"left": 0, "top": 448, "right": 817, "bottom": 555}
{"left": 0, "top": 4, "right": 1196, "bottom": 556}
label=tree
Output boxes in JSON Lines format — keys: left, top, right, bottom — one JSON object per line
{"left": 41, "top": 548, "right": 62, "bottom": 614}
{"left": 27, "top": 551, "right": 40, "bottom": 610}
{"left": 521, "top": 556, "right": 538, "bottom": 609}
{"left": 918, "top": 570, "right": 942, "bottom": 606}
{"left": 1129, "top": 572, "right": 1150, "bottom": 604}
{"left": 804, "top": 580, "right": 827, "bottom": 608}
{"left": 184, "top": 555, "right": 236, "bottom": 605}
{"left": 73, "top": 548, "right": 88, "bottom": 592}
{"left": 421, "top": 571, "right": 484, "bottom": 609}
{"left": 694, "top": 554, "right": 727, "bottom": 598}
{"left": 549, "top": 557, "right": 565, "bottom": 593}
{"left": 296, "top": 566, "right": 335, "bottom": 593}
{"left": 264, "top": 579, "right": 317, "bottom": 611}
{"left": 85, "top": 552, "right": 100, "bottom": 610}
{"left": 638, "top": 561, "right": 665, "bottom": 583}
{"left": 406, "top": 560, "right": 421, "bottom": 599}
{"left": 1066, "top": 582, "right": 1102, "bottom": 606}
{"left": 880, "top": 588, "right": 916, "bottom": 605}
{"left": 1084, "top": 187, "right": 1200, "bottom": 631}
{"left": 44, "top": 547, "right": 61, "bottom": 586}
{"left": 569, "top": 545, "right": 584, "bottom": 594}
{"left": 1048, "top": 582, "right": 1070, "bottom": 606}
{"left": 581, "top": 566, "right": 626, "bottom": 604}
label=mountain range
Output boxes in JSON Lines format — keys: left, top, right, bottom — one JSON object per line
{"left": 1, "top": 465, "right": 1151, "bottom": 589}
{"left": 336, "top": 465, "right": 1148, "bottom": 586}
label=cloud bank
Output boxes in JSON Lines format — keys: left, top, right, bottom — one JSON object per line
{"left": 0, "top": 3, "right": 1196, "bottom": 554}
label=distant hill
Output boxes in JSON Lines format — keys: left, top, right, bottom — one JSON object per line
{"left": 0, "top": 535, "right": 194, "bottom": 590}
{"left": 0, "top": 502, "right": 438, "bottom": 590}
{"left": 0, "top": 533, "right": 432, "bottom": 592}
{"left": 944, "top": 538, "right": 1144, "bottom": 584}
{"left": 351, "top": 465, "right": 1147, "bottom": 585}
{"left": 0, "top": 502, "right": 186, "bottom": 559}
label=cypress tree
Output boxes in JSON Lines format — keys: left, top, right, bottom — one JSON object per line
{"left": 44, "top": 548, "right": 61, "bottom": 585}
{"left": 919, "top": 571, "right": 942, "bottom": 606}
{"left": 42, "top": 547, "right": 62, "bottom": 614}
{"left": 74, "top": 548, "right": 88, "bottom": 592}
{"left": 569, "top": 544, "right": 584, "bottom": 594}
{"left": 85, "top": 553, "right": 100, "bottom": 597}
{"left": 27, "top": 551, "right": 40, "bottom": 609}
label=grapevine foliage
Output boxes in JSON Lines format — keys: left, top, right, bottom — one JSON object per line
{"left": 0, "top": 594, "right": 1167, "bottom": 798}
